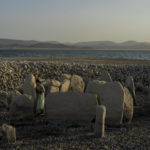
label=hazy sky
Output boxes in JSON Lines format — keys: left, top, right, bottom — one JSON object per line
{"left": 0, "top": 0, "right": 150, "bottom": 42}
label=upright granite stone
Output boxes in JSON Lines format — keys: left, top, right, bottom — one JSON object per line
{"left": 98, "top": 71, "right": 112, "bottom": 82}
{"left": 60, "top": 79, "right": 71, "bottom": 92}
{"left": 0, "top": 91, "right": 8, "bottom": 112}
{"left": 7, "top": 90, "right": 21, "bottom": 105}
{"left": 51, "top": 79, "right": 61, "bottom": 87}
{"left": 1, "top": 124, "right": 16, "bottom": 143}
{"left": 45, "top": 92, "right": 98, "bottom": 123}
{"left": 125, "top": 76, "right": 136, "bottom": 104}
{"left": 95, "top": 105, "right": 106, "bottom": 138}
{"left": 61, "top": 74, "right": 71, "bottom": 80}
{"left": 49, "top": 86, "right": 59, "bottom": 93}
{"left": 9, "top": 94, "right": 34, "bottom": 121}
{"left": 123, "top": 87, "right": 134, "bottom": 123}
{"left": 85, "top": 80, "right": 106, "bottom": 104}
{"left": 99, "top": 82, "right": 128, "bottom": 126}
{"left": 22, "top": 74, "right": 36, "bottom": 101}
{"left": 70, "top": 75, "right": 85, "bottom": 93}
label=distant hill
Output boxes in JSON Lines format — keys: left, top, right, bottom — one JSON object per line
{"left": 0, "top": 39, "right": 150, "bottom": 50}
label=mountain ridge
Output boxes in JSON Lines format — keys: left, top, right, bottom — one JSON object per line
{"left": 0, "top": 39, "right": 150, "bottom": 50}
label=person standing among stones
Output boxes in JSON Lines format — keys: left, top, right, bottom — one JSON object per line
{"left": 36, "top": 79, "right": 45, "bottom": 115}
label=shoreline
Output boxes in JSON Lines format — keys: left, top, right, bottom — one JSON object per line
{"left": 0, "top": 57, "right": 150, "bottom": 65}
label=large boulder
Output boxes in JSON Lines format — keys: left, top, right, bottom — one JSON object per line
{"left": 85, "top": 80, "right": 106, "bottom": 104}
{"left": 123, "top": 87, "right": 134, "bottom": 123}
{"left": 125, "top": 76, "right": 136, "bottom": 104}
{"left": 0, "top": 91, "right": 8, "bottom": 112}
{"left": 60, "top": 79, "right": 70, "bottom": 92}
{"left": 45, "top": 92, "right": 98, "bottom": 123}
{"left": 99, "top": 82, "right": 133, "bottom": 126}
{"left": 70, "top": 75, "right": 85, "bottom": 93}
{"left": 97, "top": 71, "right": 112, "bottom": 82}
{"left": 9, "top": 94, "right": 34, "bottom": 121}
{"left": 22, "top": 74, "right": 36, "bottom": 101}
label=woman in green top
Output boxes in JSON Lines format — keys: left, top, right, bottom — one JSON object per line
{"left": 36, "top": 79, "right": 45, "bottom": 115}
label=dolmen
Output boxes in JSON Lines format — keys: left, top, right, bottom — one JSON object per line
{"left": 7, "top": 73, "right": 134, "bottom": 129}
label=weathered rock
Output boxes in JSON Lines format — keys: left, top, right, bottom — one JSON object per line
{"left": 45, "top": 92, "right": 98, "bottom": 123}
{"left": 51, "top": 79, "right": 61, "bottom": 87}
{"left": 49, "top": 86, "right": 59, "bottom": 93}
{"left": 70, "top": 75, "right": 85, "bottom": 93}
{"left": 123, "top": 87, "right": 134, "bottom": 123}
{"left": 7, "top": 90, "right": 21, "bottom": 105}
{"left": 9, "top": 94, "right": 34, "bottom": 121}
{"left": 60, "top": 79, "right": 70, "bottom": 92}
{"left": 125, "top": 76, "right": 136, "bottom": 104}
{"left": 0, "top": 91, "right": 8, "bottom": 112}
{"left": 149, "top": 85, "right": 150, "bottom": 101}
{"left": 85, "top": 80, "right": 106, "bottom": 104}
{"left": 22, "top": 74, "right": 36, "bottom": 101}
{"left": 95, "top": 105, "right": 106, "bottom": 138}
{"left": 99, "top": 82, "right": 127, "bottom": 126}
{"left": 41, "top": 79, "right": 51, "bottom": 96}
{"left": 98, "top": 71, "right": 112, "bottom": 82}
{"left": 61, "top": 74, "right": 71, "bottom": 80}
{"left": 1, "top": 124, "right": 16, "bottom": 143}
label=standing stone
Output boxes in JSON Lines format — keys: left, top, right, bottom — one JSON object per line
{"left": 85, "top": 80, "right": 106, "bottom": 104}
{"left": 49, "top": 86, "right": 59, "bottom": 93}
{"left": 1, "top": 124, "right": 16, "bottom": 143}
{"left": 99, "top": 82, "right": 131, "bottom": 126}
{"left": 9, "top": 94, "right": 34, "bottom": 121}
{"left": 0, "top": 91, "right": 8, "bottom": 112}
{"left": 123, "top": 88, "right": 134, "bottom": 123}
{"left": 95, "top": 105, "right": 106, "bottom": 138}
{"left": 98, "top": 71, "right": 112, "bottom": 82}
{"left": 51, "top": 79, "right": 61, "bottom": 87}
{"left": 7, "top": 90, "right": 21, "bottom": 105}
{"left": 125, "top": 76, "right": 136, "bottom": 105}
{"left": 22, "top": 74, "right": 36, "bottom": 101}
{"left": 70, "top": 75, "right": 85, "bottom": 93}
{"left": 45, "top": 92, "right": 98, "bottom": 123}
{"left": 60, "top": 79, "right": 71, "bottom": 92}
{"left": 149, "top": 85, "right": 150, "bottom": 101}
{"left": 61, "top": 74, "right": 71, "bottom": 80}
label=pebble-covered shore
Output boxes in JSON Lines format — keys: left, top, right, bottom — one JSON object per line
{"left": 0, "top": 58, "right": 150, "bottom": 150}
{"left": 0, "top": 59, "right": 150, "bottom": 91}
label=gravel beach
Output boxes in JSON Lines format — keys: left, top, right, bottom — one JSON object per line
{"left": 0, "top": 57, "right": 150, "bottom": 150}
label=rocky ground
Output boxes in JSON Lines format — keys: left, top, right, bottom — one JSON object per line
{"left": 0, "top": 112, "right": 149, "bottom": 150}
{"left": 0, "top": 58, "right": 150, "bottom": 150}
